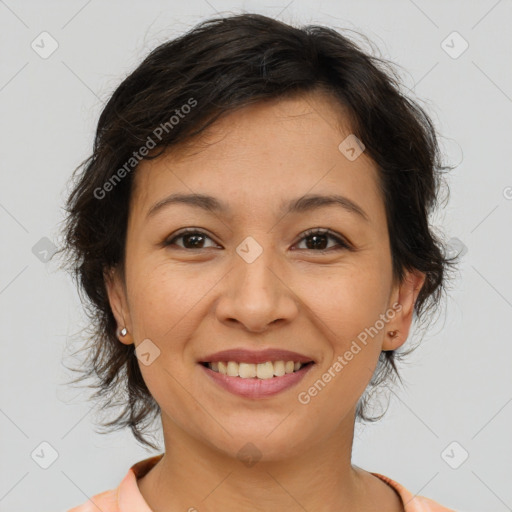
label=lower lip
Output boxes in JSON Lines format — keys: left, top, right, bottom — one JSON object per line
{"left": 199, "top": 363, "right": 315, "bottom": 399}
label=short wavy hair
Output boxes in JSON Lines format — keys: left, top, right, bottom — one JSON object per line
{"left": 60, "top": 13, "right": 455, "bottom": 451}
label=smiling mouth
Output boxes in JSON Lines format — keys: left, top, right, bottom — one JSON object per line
{"left": 199, "top": 360, "right": 314, "bottom": 379}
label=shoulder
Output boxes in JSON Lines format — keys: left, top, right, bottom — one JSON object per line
{"left": 66, "top": 488, "right": 119, "bottom": 512}
{"left": 371, "top": 472, "right": 457, "bottom": 512}
{"left": 65, "top": 454, "right": 163, "bottom": 512}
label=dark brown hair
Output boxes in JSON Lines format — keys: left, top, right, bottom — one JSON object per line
{"left": 60, "top": 13, "right": 455, "bottom": 450}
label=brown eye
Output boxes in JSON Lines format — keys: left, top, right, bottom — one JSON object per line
{"left": 164, "top": 227, "right": 350, "bottom": 252}
{"left": 294, "top": 229, "right": 350, "bottom": 252}
{"left": 165, "top": 229, "right": 218, "bottom": 250}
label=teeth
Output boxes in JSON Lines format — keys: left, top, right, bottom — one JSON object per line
{"left": 227, "top": 361, "right": 239, "bottom": 377}
{"left": 257, "top": 361, "right": 274, "bottom": 379}
{"left": 206, "top": 360, "right": 308, "bottom": 379}
{"left": 273, "top": 360, "right": 285, "bottom": 377}
{"left": 239, "top": 362, "right": 257, "bottom": 378}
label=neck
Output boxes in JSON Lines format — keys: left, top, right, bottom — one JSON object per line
{"left": 136, "top": 409, "right": 398, "bottom": 512}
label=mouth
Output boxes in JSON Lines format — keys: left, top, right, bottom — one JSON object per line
{"left": 199, "top": 360, "right": 315, "bottom": 379}
{"left": 197, "top": 348, "right": 316, "bottom": 398}
{"left": 198, "top": 359, "right": 315, "bottom": 399}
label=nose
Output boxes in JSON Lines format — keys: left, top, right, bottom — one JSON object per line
{"left": 214, "top": 248, "right": 299, "bottom": 333}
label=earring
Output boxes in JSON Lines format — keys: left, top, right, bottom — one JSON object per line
{"left": 388, "top": 330, "right": 398, "bottom": 338}
{"left": 119, "top": 327, "right": 128, "bottom": 337}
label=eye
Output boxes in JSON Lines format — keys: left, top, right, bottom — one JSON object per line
{"left": 164, "top": 228, "right": 219, "bottom": 250}
{"left": 164, "top": 227, "right": 351, "bottom": 252}
{"left": 294, "top": 228, "right": 351, "bottom": 252}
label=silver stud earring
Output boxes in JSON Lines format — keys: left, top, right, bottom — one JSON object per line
{"left": 119, "top": 327, "right": 128, "bottom": 337}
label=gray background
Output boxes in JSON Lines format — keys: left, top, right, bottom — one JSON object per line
{"left": 1, "top": 1, "right": 511, "bottom": 511}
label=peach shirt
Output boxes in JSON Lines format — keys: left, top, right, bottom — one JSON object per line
{"left": 67, "top": 454, "right": 456, "bottom": 512}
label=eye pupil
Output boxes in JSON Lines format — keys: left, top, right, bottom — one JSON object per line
{"left": 183, "top": 233, "right": 205, "bottom": 248}
{"left": 306, "top": 233, "right": 328, "bottom": 250}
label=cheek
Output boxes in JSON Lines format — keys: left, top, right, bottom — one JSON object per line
{"left": 126, "top": 257, "right": 209, "bottom": 338}
{"left": 297, "top": 275, "right": 390, "bottom": 420}
{"left": 311, "top": 263, "right": 392, "bottom": 342}
{"left": 126, "top": 262, "right": 202, "bottom": 418}
{"left": 310, "top": 261, "right": 393, "bottom": 401}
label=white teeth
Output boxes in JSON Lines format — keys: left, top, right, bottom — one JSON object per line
{"left": 273, "top": 360, "right": 285, "bottom": 377}
{"left": 239, "top": 363, "right": 257, "bottom": 378}
{"left": 257, "top": 361, "right": 274, "bottom": 379}
{"left": 285, "top": 361, "right": 295, "bottom": 374}
{"left": 227, "top": 361, "right": 238, "bottom": 377}
{"left": 206, "top": 360, "right": 309, "bottom": 379}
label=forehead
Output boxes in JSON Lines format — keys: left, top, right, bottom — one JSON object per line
{"left": 130, "top": 91, "right": 383, "bottom": 223}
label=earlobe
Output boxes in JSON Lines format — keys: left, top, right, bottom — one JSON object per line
{"left": 382, "top": 329, "right": 402, "bottom": 351}
{"left": 104, "top": 267, "right": 133, "bottom": 344}
{"left": 382, "top": 269, "right": 426, "bottom": 351}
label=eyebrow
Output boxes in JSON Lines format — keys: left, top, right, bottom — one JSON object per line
{"left": 146, "top": 192, "right": 369, "bottom": 222}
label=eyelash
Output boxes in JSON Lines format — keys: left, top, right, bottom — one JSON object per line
{"left": 164, "top": 227, "right": 351, "bottom": 252}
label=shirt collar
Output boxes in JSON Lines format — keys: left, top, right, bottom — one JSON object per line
{"left": 117, "top": 455, "right": 437, "bottom": 512}
{"left": 118, "top": 454, "right": 164, "bottom": 511}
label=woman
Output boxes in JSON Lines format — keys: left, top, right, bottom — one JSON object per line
{"left": 63, "top": 13, "right": 456, "bottom": 511}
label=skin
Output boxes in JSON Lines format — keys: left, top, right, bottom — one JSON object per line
{"left": 105, "top": 89, "right": 425, "bottom": 512}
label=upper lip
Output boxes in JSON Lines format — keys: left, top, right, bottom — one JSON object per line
{"left": 199, "top": 348, "right": 315, "bottom": 365}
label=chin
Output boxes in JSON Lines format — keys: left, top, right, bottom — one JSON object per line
{"left": 203, "top": 425, "right": 311, "bottom": 464}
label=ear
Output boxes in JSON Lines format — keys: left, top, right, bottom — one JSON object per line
{"left": 104, "top": 266, "right": 133, "bottom": 345}
{"left": 382, "top": 269, "right": 426, "bottom": 351}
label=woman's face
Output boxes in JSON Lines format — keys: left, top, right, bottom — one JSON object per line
{"left": 107, "top": 90, "right": 424, "bottom": 461}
